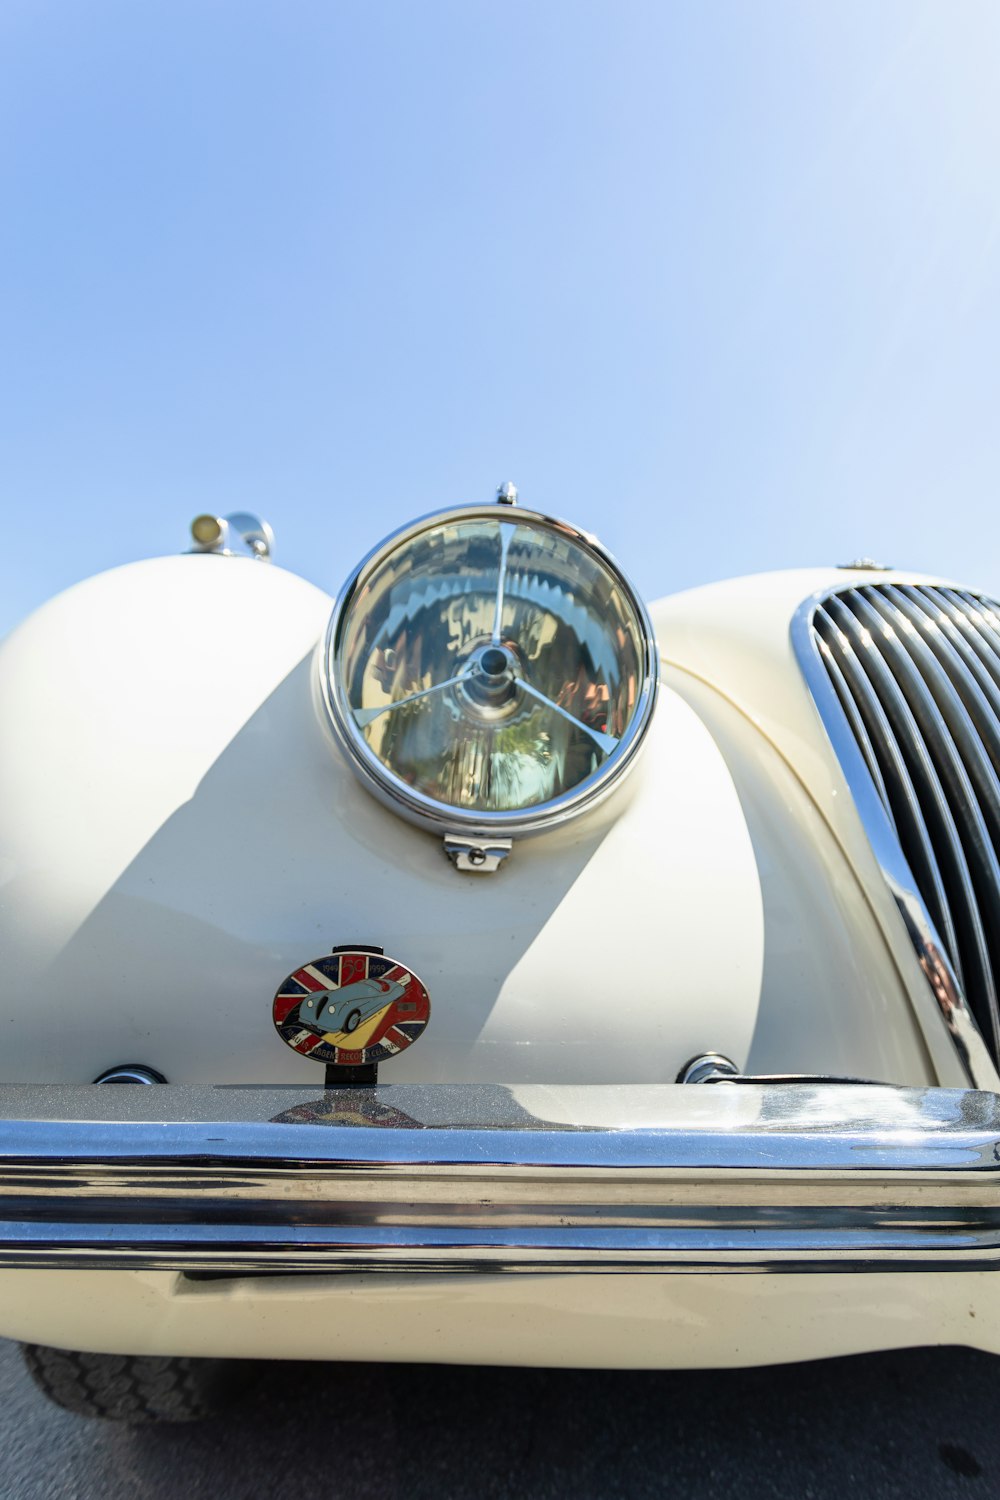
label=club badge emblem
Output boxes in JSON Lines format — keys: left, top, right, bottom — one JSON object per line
{"left": 272, "top": 949, "right": 430, "bottom": 1066}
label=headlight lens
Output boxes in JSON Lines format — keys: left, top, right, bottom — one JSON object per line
{"left": 322, "top": 505, "right": 658, "bottom": 835}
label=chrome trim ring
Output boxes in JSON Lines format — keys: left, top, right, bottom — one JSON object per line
{"left": 320, "top": 504, "right": 660, "bottom": 838}
{"left": 94, "top": 1066, "right": 167, "bottom": 1085}
{"left": 792, "top": 582, "right": 1000, "bottom": 1090}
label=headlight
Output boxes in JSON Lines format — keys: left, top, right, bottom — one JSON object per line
{"left": 321, "top": 500, "right": 658, "bottom": 847}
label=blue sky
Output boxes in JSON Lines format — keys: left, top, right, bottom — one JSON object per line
{"left": 2, "top": 1, "right": 999, "bottom": 637}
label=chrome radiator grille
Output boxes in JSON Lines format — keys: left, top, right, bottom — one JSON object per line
{"left": 804, "top": 583, "right": 1000, "bottom": 1068}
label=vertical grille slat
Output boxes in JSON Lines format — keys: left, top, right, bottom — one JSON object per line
{"left": 848, "top": 588, "right": 1000, "bottom": 1057}
{"left": 821, "top": 595, "right": 974, "bottom": 995}
{"left": 860, "top": 587, "right": 1000, "bottom": 865}
{"left": 958, "top": 591, "right": 1000, "bottom": 640}
{"left": 815, "top": 629, "right": 897, "bottom": 828}
{"left": 802, "top": 581, "right": 1000, "bottom": 1070}
{"left": 814, "top": 604, "right": 961, "bottom": 973}
{"left": 898, "top": 587, "right": 1000, "bottom": 776}
{"left": 937, "top": 590, "right": 1000, "bottom": 689}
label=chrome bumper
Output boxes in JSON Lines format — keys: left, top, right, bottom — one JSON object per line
{"left": 1, "top": 1082, "right": 999, "bottom": 1275}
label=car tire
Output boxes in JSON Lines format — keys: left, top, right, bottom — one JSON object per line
{"left": 21, "top": 1343, "right": 257, "bottom": 1424}
{"left": 344, "top": 1008, "right": 361, "bottom": 1032}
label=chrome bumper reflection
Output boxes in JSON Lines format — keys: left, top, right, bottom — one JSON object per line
{"left": 1, "top": 1082, "right": 999, "bottom": 1275}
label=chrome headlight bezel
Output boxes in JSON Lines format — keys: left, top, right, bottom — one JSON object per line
{"left": 320, "top": 503, "right": 660, "bottom": 839}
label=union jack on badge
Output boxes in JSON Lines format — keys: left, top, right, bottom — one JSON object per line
{"left": 272, "top": 949, "right": 430, "bottom": 1066}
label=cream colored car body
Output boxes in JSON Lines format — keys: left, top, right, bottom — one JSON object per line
{"left": 0, "top": 547, "right": 992, "bottom": 1366}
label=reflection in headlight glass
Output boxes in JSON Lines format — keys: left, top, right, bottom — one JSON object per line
{"left": 336, "top": 518, "right": 644, "bottom": 813}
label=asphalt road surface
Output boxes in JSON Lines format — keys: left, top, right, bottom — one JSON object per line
{"left": 1, "top": 1337, "right": 997, "bottom": 1499}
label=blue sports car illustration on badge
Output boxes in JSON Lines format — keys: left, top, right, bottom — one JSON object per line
{"left": 291, "top": 976, "right": 408, "bottom": 1036}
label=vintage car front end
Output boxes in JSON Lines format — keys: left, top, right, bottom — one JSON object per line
{"left": 2, "top": 492, "right": 1000, "bottom": 1418}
